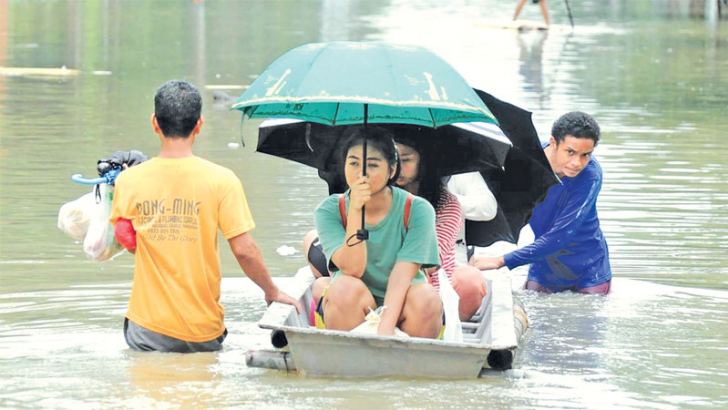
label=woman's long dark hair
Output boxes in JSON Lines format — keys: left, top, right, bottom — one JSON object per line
{"left": 339, "top": 125, "right": 401, "bottom": 186}
{"left": 394, "top": 128, "right": 446, "bottom": 212}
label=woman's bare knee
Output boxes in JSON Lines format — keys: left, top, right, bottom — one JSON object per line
{"left": 311, "top": 277, "right": 330, "bottom": 303}
{"left": 400, "top": 284, "right": 442, "bottom": 338}
{"left": 323, "top": 276, "right": 375, "bottom": 330}
{"left": 452, "top": 266, "right": 487, "bottom": 321}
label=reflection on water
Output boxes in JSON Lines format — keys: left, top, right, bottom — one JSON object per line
{"left": 517, "top": 30, "right": 548, "bottom": 109}
{"left": 1, "top": 277, "right": 727, "bottom": 409}
{"left": 126, "top": 351, "right": 220, "bottom": 406}
{"left": 1, "top": 0, "right": 728, "bottom": 408}
{"left": 511, "top": 277, "right": 728, "bottom": 408}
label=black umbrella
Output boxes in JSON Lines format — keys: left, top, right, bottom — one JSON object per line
{"left": 463, "top": 90, "right": 559, "bottom": 246}
{"left": 256, "top": 119, "right": 512, "bottom": 195}
{"left": 255, "top": 91, "right": 559, "bottom": 247}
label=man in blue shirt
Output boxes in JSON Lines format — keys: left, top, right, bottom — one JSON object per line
{"left": 471, "top": 112, "right": 612, "bottom": 294}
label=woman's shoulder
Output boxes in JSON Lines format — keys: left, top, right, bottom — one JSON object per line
{"left": 435, "top": 189, "right": 462, "bottom": 219}
{"left": 438, "top": 189, "right": 460, "bottom": 208}
{"left": 392, "top": 186, "right": 427, "bottom": 206}
{"left": 405, "top": 192, "right": 436, "bottom": 218}
{"left": 316, "top": 193, "right": 343, "bottom": 212}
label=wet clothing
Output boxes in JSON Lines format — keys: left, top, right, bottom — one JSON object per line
{"left": 315, "top": 186, "right": 439, "bottom": 305}
{"left": 111, "top": 156, "right": 255, "bottom": 344}
{"left": 525, "top": 279, "right": 610, "bottom": 294}
{"left": 503, "top": 156, "right": 611, "bottom": 291}
{"left": 124, "top": 318, "right": 227, "bottom": 353}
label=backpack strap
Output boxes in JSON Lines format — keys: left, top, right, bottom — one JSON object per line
{"left": 339, "top": 192, "right": 414, "bottom": 232}
{"left": 403, "top": 193, "right": 413, "bottom": 231}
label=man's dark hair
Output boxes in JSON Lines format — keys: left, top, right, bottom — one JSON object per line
{"left": 154, "top": 80, "right": 202, "bottom": 138}
{"left": 551, "top": 111, "right": 600, "bottom": 145}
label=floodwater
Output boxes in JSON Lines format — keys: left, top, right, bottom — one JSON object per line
{"left": 1, "top": 1, "right": 727, "bottom": 409}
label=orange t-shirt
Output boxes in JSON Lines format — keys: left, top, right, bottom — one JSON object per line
{"left": 110, "top": 156, "right": 254, "bottom": 342}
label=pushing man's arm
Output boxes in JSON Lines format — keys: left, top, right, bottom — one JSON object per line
{"left": 471, "top": 170, "right": 601, "bottom": 271}
{"left": 228, "top": 232, "right": 302, "bottom": 312}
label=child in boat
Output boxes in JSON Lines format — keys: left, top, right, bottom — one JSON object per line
{"left": 313, "top": 126, "right": 443, "bottom": 338}
{"left": 393, "top": 136, "right": 488, "bottom": 321}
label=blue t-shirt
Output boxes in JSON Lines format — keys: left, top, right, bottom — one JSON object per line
{"left": 315, "top": 186, "right": 440, "bottom": 303}
{"left": 503, "top": 156, "right": 612, "bottom": 289}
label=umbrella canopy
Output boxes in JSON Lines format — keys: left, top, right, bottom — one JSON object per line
{"left": 464, "top": 90, "right": 560, "bottom": 246}
{"left": 233, "top": 41, "right": 497, "bottom": 127}
{"left": 235, "top": 41, "right": 499, "bottom": 240}
{"left": 257, "top": 119, "right": 512, "bottom": 194}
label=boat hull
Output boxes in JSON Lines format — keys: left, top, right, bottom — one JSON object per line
{"left": 247, "top": 267, "right": 527, "bottom": 378}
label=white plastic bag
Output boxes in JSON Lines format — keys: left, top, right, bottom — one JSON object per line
{"left": 351, "top": 306, "right": 409, "bottom": 338}
{"left": 438, "top": 269, "right": 464, "bottom": 343}
{"left": 82, "top": 183, "right": 124, "bottom": 261}
{"left": 57, "top": 191, "right": 96, "bottom": 241}
{"left": 58, "top": 184, "right": 124, "bottom": 261}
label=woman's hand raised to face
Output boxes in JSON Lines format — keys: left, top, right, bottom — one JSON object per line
{"left": 349, "top": 176, "right": 371, "bottom": 210}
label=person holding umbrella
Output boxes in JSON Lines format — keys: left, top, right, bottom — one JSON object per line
{"left": 470, "top": 112, "right": 612, "bottom": 295}
{"left": 314, "top": 126, "right": 443, "bottom": 338}
{"left": 234, "top": 41, "right": 503, "bottom": 336}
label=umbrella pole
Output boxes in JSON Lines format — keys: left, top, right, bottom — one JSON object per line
{"left": 357, "top": 104, "right": 369, "bottom": 240}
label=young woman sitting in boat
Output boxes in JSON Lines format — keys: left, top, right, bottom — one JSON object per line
{"left": 312, "top": 126, "right": 443, "bottom": 338}
{"left": 394, "top": 135, "right": 487, "bottom": 321}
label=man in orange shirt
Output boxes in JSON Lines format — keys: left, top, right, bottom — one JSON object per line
{"left": 111, "top": 80, "right": 299, "bottom": 352}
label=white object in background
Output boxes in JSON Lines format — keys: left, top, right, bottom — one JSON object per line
{"left": 447, "top": 172, "right": 498, "bottom": 222}
{"left": 276, "top": 245, "right": 297, "bottom": 256}
{"left": 438, "top": 269, "right": 464, "bottom": 342}
{"left": 517, "top": 224, "right": 535, "bottom": 247}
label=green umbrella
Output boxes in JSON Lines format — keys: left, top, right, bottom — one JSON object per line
{"left": 233, "top": 41, "right": 497, "bottom": 239}
{"left": 233, "top": 41, "right": 496, "bottom": 126}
